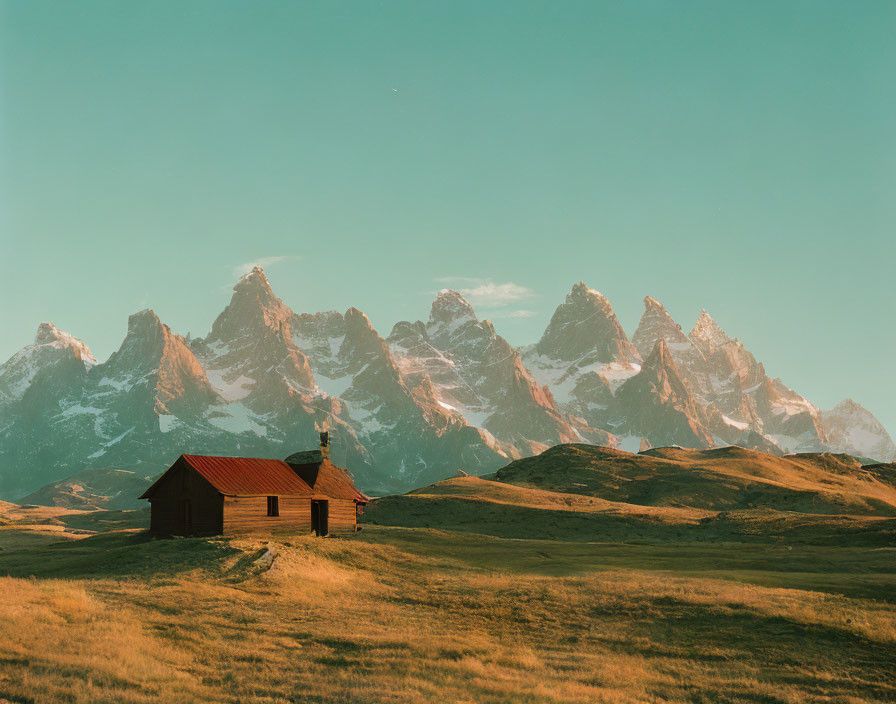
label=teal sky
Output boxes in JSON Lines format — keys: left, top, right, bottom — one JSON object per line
{"left": 1, "top": 1, "right": 894, "bottom": 433}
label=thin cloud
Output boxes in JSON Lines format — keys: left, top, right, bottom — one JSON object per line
{"left": 437, "top": 277, "right": 536, "bottom": 308}
{"left": 232, "top": 256, "right": 299, "bottom": 279}
{"left": 500, "top": 309, "right": 538, "bottom": 319}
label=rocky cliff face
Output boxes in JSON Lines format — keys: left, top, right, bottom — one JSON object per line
{"left": 0, "top": 323, "right": 96, "bottom": 405}
{"left": 194, "top": 266, "right": 316, "bottom": 405}
{"left": 522, "top": 290, "right": 882, "bottom": 458}
{"left": 533, "top": 282, "right": 640, "bottom": 366}
{"left": 388, "top": 289, "right": 614, "bottom": 456}
{"left": 631, "top": 296, "right": 708, "bottom": 391}
{"left": 521, "top": 284, "right": 642, "bottom": 442}
{"left": 0, "top": 310, "right": 225, "bottom": 496}
{"left": 104, "top": 309, "right": 222, "bottom": 417}
{"left": 613, "top": 340, "right": 715, "bottom": 449}
{"left": 821, "top": 399, "right": 896, "bottom": 462}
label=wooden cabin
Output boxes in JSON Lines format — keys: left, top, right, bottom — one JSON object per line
{"left": 140, "top": 435, "right": 368, "bottom": 537}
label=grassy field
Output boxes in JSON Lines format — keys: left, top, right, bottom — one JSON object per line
{"left": 0, "top": 505, "right": 894, "bottom": 704}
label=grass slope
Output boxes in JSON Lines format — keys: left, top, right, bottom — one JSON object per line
{"left": 492, "top": 444, "right": 896, "bottom": 515}
{"left": 0, "top": 524, "right": 893, "bottom": 703}
{"left": 363, "top": 476, "right": 896, "bottom": 546}
{"left": 19, "top": 466, "right": 157, "bottom": 510}
{"left": 0, "top": 443, "right": 894, "bottom": 702}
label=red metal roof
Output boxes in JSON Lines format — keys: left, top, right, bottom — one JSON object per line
{"left": 288, "top": 459, "right": 369, "bottom": 502}
{"left": 180, "top": 454, "right": 313, "bottom": 496}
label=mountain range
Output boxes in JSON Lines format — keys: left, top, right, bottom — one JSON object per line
{"left": 0, "top": 269, "right": 892, "bottom": 500}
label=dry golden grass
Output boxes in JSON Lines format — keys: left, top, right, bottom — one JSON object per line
{"left": 410, "top": 476, "right": 714, "bottom": 520}
{"left": 367, "top": 476, "right": 896, "bottom": 547}
{"left": 496, "top": 444, "right": 896, "bottom": 516}
{"left": 0, "top": 524, "right": 893, "bottom": 704}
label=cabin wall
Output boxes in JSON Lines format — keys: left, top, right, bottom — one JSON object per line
{"left": 327, "top": 498, "right": 357, "bottom": 535}
{"left": 222, "top": 495, "right": 312, "bottom": 535}
{"left": 147, "top": 460, "right": 223, "bottom": 536}
{"left": 149, "top": 498, "right": 180, "bottom": 535}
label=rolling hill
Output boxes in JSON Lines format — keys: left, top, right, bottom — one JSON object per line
{"left": 362, "top": 444, "right": 896, "bottom": 545}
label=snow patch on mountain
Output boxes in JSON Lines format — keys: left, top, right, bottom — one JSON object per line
{"left": 205, "top": 369, "right": 255, "bottom": 402}
{"left": 206, "top": 404, "right": 268, "bottom": 437}
{"left": 822, "top": 399, "right": 896, "bottom": 461}
{"left": 0, "top": 323, "right": 96, "bottom": 403}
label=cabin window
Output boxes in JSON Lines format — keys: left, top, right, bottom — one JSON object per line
{"left": 267, "top": 496, "right": 279, "bottom": 517}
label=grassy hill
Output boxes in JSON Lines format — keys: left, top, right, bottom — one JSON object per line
{"left": 19, "top": 466, "right": 157, "bottom": 510}
{"left": 362, "top": 444, "right": 896, "bottom": 547}
{"left": 363, "top": 476, "right": 896, "bottom": 546}
{"left": 492, "top": 444, "right": 896, "bottom": 514}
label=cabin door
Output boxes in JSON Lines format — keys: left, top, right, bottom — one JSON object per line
{"left": 179, "top": 499, "right": 192, "bottom": 536}
{"left": 311, "top": 500, "right": 328, "bottom": 536}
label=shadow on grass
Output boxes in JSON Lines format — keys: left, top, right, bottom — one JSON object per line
{"left": 628, "top": 598, "right": 896, "bottom": 702}
{"left": 0, "top": 530, "right": 238, "bottom": 580}
{"left": 58, "top": 507, "right": 150, "bottom": 533}
{"left": 355, "top": 526, "right": 896, "bottom": 601}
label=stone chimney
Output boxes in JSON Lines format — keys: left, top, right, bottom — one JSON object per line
{"left": 319, "top": 430, "right": 330, "bottom": 460}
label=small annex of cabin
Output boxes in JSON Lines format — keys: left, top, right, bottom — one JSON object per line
{"left": 140, "top": 434, "right": 368, "bottom": 537}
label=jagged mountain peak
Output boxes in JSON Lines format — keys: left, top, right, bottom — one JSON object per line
{"left": 429, "top": 289, "right": 478, "bottom": 327}
{"left": 0, "top": 322, "right": 96, "bottom": 405}
{"left": 194, "top": 268, "right": 317, "bottom": 403}
{"left": 615, "top": 337, "right": 715, "bottom": 449}
{"left": 639, "top": 296, "right": 675, "bottom": 321}
{"left": 344, "top": 307, "right": 379, "bottom": 336}
{"left": 205, "top": 267, "right": 293, "bottom": 346}
{"left": 637, "top": 296, "right": 684, "bottom": 333}
{"left": 240, "top": 264, "right": 267, "bottom": 280}
{"left": 637, "top": 296, "right": 681, "bottom": 331}
{"left": 34, "top": 322, "right": 60, "bottom": 345}
{"left": 337, "top": 307, "right": 400, "bottom": 373}
{"left": 643, "top": 338, "right": 674, "bottom": 371}
{"left": 689, "top": 310, "right": 731, "bottom": 353}
{"left": 127, "top": 308, "right": 165, "bottom": 336}
{"left": 821, "top": 399, "right": 896, "bottom": 462}
{"left": 631, "top": 295, "right": 701, "bottom": 365}
{"left": 565, "top": 281, "right": 623, "bottom": 315}
{"left": 93, "top": 308, "right": 222, "bottom": 417}
{"left": 108, "top": 309, "right": 202, "bottom": 374}
{"left": 531, "top": 282, "right": 638, "bottom": 365}
{"left": 33, "top": 322, "right": 96, "bottom": 363}
{"left": 36, "top": 321, "right": 68, "bottom": 344}
{"left": 113, "top": 310, "right": 177, "bottom": 358}
{"left": 233, "top": 265, "right": 277, "bottom": 301}
{"left": 229, "top": 266, "right": 289, "bottom": 314}
{"left": 569, "top": 281, "right": 606, "bottom": 300}
{"left": 643, "top": 295, "right": 666, "bottom": 311}
{"left": 830, "top": 398, "right": 862, "bottom": 413}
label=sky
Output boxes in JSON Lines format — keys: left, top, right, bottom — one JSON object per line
{"left": 1, "top": 1, "right": 894, "bottom": 433}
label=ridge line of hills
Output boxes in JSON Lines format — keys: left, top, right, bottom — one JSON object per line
{"left": 0, "top": 267, "right": 893, "bottom": 504}
{"left": 362, "top": 443, "right": 896, "bottom": 546}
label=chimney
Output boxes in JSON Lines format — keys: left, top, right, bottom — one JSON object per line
{"left": 319, "top": 430, "right": 330, "bottom": 460}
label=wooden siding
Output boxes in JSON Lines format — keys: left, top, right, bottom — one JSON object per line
{"left": 147, "top": 459, "right": 223, "bottom": 536}
{"left": 145, "top": 456, "right": 362, "bottom": 537}
{"left": 222, "top": 495, "right": 312, "bottom": 535}
{"left": 327, "top": 498, "right": 358, "bottom": 535}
